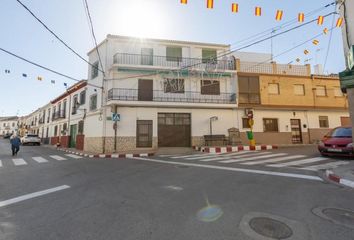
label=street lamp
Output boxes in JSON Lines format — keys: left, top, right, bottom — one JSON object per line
{"left": 209, "top": 116, "right": 218, "bottom": 135}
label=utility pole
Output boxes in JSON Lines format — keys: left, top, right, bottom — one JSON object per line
{"left": 338, "top": 0, "right": 354, "bottom": 146}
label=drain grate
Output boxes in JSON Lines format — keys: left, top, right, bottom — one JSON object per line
{"left": 313, "top": 207, "right": 354, "bottom": 230}
{"left": 249, "top": 217, "right": 293, "bottom": 239}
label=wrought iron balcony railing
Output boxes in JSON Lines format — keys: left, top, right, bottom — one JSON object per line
{"left": 108, "top": 88, "right": 236, "bottom": 104}
{"left": 113, "top": 53, "right": 236, "bottom": 71}
{"left": 52, "top": 110, "right": 66, "bottom": 121}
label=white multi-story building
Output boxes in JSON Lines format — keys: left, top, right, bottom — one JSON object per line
{"left": 84, "top": 35, "right": 238, "bottom": 153}
{"left": 0, "top": 116, "right": 18, "bottom": 136}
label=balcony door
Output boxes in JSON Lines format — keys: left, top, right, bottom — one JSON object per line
{"left": 141, "top": 48, "right": 153, "bottom": 65}
{"left": 138, "top": 79, "right": 153, "bottom": 101}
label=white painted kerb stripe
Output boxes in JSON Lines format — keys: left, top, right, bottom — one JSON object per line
{"left": 129, "top": 157, "right": 322, "bottom": 181}
{"left": 0, "top": 185, "right": 70, "bottom": 208}
{"left": 0, "top": 160, "right": 2, "bottom": 167}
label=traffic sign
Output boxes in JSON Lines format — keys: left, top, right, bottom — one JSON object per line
{"left": 112, "top": 113, "right": 120, "bottom": 122}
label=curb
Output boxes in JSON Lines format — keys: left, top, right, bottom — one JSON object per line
{"left": 325, "top": 170, "right": 354, "bottom": 188}
{"left": 192, "top": 145, "right": 278, "bottom": 153}
{"left": 56, "top": 148, "right": 154, "bottom": 158}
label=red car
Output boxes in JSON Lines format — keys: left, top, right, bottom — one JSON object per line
{"left": 318, "top": 126, "right": 353, "bottom": 158}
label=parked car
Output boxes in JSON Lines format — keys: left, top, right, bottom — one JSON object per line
{"left": 21, "top": 134, "right": 41, "bottom": 146}
{"left": 318, "top": 126, "right": 353, "bottom": 158}
{"left": 3, "top": 133, "right": 11, "bottom": 139}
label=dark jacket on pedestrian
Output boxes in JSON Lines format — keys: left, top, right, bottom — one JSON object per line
{"left": 10, "top": 136, "right": 21, "bottom": 147}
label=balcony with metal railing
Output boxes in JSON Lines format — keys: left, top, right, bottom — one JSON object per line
{"left": 107, "top": 88, "right": 236, "bottom": 105}
{"left": 113, "top": 53, "right": 236, "bottom": 72}
{"left": 52, "top": 110, "right": 66, "bottom": 121}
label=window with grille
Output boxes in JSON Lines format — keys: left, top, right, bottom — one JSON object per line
{"left": 164, "top": 79, "right": 185, "bottom": 93}
{"left": 268, "top": 83, "right": 280, "bottom": 95}
{"left": 242, "top": 118, "right": 250, "bottom": 128}
{"left": 136, "top": 120, "right": 153, "bottom": 148}
{"left": 263, "top": 118, "right": 279, "bottom": 132}
{"left": 166, "top": 47, "right": 182, "bottom": 62}
{"left": 78, "top": 120, "right": 84, "bottom": 134}
{"left": 91, "top": 61, "right": 99, "bottom": 79}
{"left": 319, "top": 116, "right": 329, "bottom": 128}
{"left": 316, "top": 85, "right": 327, "bottom": 96}
{"left": 201, "top": 80, "right": 220, "bottom": 95}
{"left": 294, "top": 84, "right": 305, "bottom": 95}
{"left": 72, "top": 95, "right": 78, "bottom": 114}
{"left": 202, "top": 49, "right": 217, "bottom": 63}
{"left": 89, "top": 94, "right": 97, "bottom": 111}
{"left": 80, "top": 90, "right": 86, "bottom": 104}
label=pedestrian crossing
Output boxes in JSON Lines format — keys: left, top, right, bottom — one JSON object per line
{"left": 160, "top": 151, "right": 350, "bottom": 171}
{"left": 0, "top": 154, "right": 83, "bottom": 169}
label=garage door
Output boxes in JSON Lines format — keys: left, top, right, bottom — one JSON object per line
{"left": 158, "top": 113, "right": 191, "bottom": 147}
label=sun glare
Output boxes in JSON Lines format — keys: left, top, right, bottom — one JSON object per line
{"left": 116, "top": 1, "right": 166, "bottom": 38}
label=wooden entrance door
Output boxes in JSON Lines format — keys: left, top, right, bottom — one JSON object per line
{"left": 138, "top": 79, "right": 153, "bottom": 101}
{"left": 290, "top": 119, "right": 302, "bottom": 144}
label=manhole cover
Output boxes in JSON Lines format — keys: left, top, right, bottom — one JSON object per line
{"left": 249, "top": 217, "right": 293, "bottom": 239}
{"left": 313, "top": 207, "right": 354, "bottom": 230}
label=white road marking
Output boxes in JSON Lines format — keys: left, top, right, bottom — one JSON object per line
{"left": 242, "top": 155, "right": 306, "bottom": 165}
{"left": 12, "top": 158, "right": 27, "bottom": 166}
{"left": 171, "top": 153, "right": 219, "bottom": 159}
{"left": 0, "top": 160, "right": 2, "bottom": 167}
{"left": 32, "top": 157, "right": 48, "bottom": 163}
{"left": 65, "top": 154, "right": 83, "bottom": 159}
{"left": 163, "top": 185, "right": 184, "bottom": 191}
{"left": 129, "top": 157, "right": 322, "bottom": 181}
{"left": 268, "top": 157, "right": 328, "bottom": 168}
{"left": 300, "top": 161, "right": 349, "bottom": 171}
{"left": 49, "top": 155, "right": 67, "bottom": 161}
{"left": 200, "top": 152, "right": 269, "bottom": 162}
{"left": 219, "top": 152, "right": 281, "bottom": 163}
{"left": 0, "top": 185, "right": 70, "bottom": 208}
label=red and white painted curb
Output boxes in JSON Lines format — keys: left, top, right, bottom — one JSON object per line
{"left": 192, "top": 145, "right": 278, "bottom": 153}
{"left": 325, "top": 170, "right": 354, "bottom": 188}
{"left": 56, "top": 148, "right": 154, "bottom": 158}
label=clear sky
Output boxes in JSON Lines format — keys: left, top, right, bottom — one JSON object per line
{"left": 0, "top": 0, "right": 345, "bottom": 116}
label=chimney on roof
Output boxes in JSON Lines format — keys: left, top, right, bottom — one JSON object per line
{"left": 314, "top": 64, "right": 324, "bottom": 75}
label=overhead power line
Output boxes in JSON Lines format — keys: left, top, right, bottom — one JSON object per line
{"left": 83, "top": 0, "right": 105, "bottom": 77}
{"left": 15, "top": 0, "right": 104, "bottom": 74}
{"left": 323, "top": 4, "right": 337, "bottom": 71}
{"left": 0, "top": 47, "right": 103, "bottom": 89}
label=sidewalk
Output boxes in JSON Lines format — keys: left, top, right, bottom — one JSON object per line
{"left": 43, "top": 144, "right": 155, "bottom": 158}
{"left": 325, "top": 162, "right": 354, "bottom": 189}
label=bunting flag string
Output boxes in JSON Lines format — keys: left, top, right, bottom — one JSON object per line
{"left": 275, "top": 10, "right": 283, "bottom": 21}
{"left": 180, "top": 0, "right": 187, "bottom": 4}
{"left": 2, "top": 69, "right": 62, "bottom": 86}
{"left": 323, "top": 28, "right": 329, "bottom": 34}
{"left": 312, "top": 39, "right": 319, "bottom": 45}
{"left": 336, "top": 17, "right": 343, "bottom": 27}
{"left": 317, "top": 15, "right": 324, "bottom": 25}
{"left": 298, "top": 13, "right": 305, "bottom": 23}
{"left": 231, "top": 3, "right": 238, "bottom": 13}
{"left": 255, "top": 7, "right": 261, "bottom": 16}
{"left": 206, "top": 0, "right": 213, "bottom": 9}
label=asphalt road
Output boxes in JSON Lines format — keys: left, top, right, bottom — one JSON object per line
{"left": 1, "top": 139, "right": 354, "bottom": 240}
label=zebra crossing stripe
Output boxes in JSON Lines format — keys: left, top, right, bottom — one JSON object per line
{"left": 220, "top": 153, "right": 283, "bottom": 164}
{"left": 267, "top": 157, "right": 328, "bottom": 168}
{"left": 200, "top": 152, "right": 270, "bottom": 162}
{"left": 0, "top": 160, "right": 2, "bottom": 167}
{"left": 13, "top": 158, "right": 27, "bottom": 166}
{"left": 300, "top": 161, "right": 349, "bottom": 171}
{"left": 65, "top": 154, "right": 83, "bottom": 159}
{"left": 242, "top": 155, "right": 306, "bottom": 165}
{"left": 171, "top": 153, "right": 219, "bottom": 159}
{"left": 32, "top": 157, "right": 48, "bottom": 163}
{"left": 50, "top": 155, "right": 67, "bottom": 161}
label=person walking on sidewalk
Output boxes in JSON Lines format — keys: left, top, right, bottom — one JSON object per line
{"left": 10, "top": 133, "right": 21, "bottom": 156}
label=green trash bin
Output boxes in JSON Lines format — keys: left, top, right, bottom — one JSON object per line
{"left": 246, "top": 131, "right": 254, "bottom": 140}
